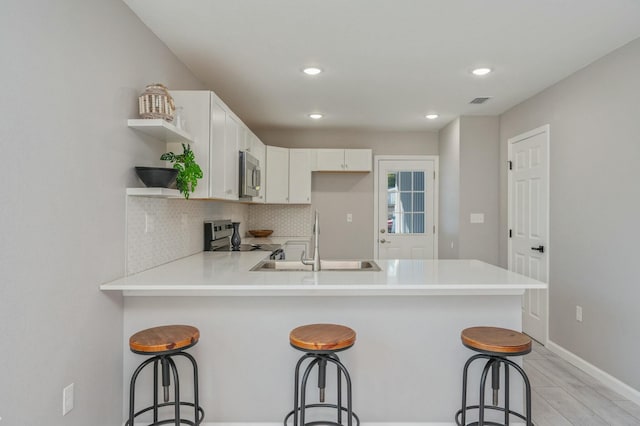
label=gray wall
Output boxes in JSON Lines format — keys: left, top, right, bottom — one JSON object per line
{"left": 499, "top": 38, "right": 640, "bottom": 389}
{"left": 459, "top": 116, "right": 500, "bottom": 265}
{"left": 438, "top": 117, "right": 500, "bottom": 264}
{"left": 256, "top": 129, "right": 439, "bottom": 258}
{"left": 0, "top": 1, "right": 204, "bottom": 424}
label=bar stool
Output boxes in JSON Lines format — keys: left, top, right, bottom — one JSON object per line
{"left": 455, "top": 326, "right": 533, "bottom": 426}
{"left": 127, "top": 324, "right": 204, "bottom": 426}
{"left": 284, "top": 323, "right": 360, "bottom": 426}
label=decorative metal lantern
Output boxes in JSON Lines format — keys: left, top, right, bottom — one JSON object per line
{"left": 138, "top": 83, "right": 175, "bottom": 121}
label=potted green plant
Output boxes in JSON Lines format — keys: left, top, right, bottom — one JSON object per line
{"left": 160, "top": 144, "right": 203, "bottom": 199}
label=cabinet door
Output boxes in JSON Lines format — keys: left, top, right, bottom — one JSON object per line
{"left": 238, "top": 125, "right": 249, "bottom": 152}
{"left": 265, "top": 146, "right": 289, "bottom": 203}
{"left": 345, "top": 149, "right": 372, "bottom": 172}
{"left": 209, "top": 99, "right": 227, "bottom": 199}
{"left": 169, "top": 91, "right": 211, "bottom": 198}
{"left": 224, "top": 115, "right": 239, "bottom": 200}
{"left": 289, "top": 149, "right": 311, "bottom": 204}
{"left": 314, "top": 149, "right": 345, "bottom": 171}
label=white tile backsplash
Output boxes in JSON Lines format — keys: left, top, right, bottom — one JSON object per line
{"left": 126, "top": 197, "right": 248, "bottom": 275}
{"left": 247, "top": 204, "right": 313, "bottom": 237}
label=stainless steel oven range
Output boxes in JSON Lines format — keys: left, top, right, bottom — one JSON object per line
{"left": 204, "top": 219, "right": 281, "bottom": 253}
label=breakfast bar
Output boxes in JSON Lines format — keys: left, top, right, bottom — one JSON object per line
{"left": 101, "top": 252, "right": 546, "bottom": 424}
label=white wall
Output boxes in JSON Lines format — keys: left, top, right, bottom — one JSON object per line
{"left": 256, "top": 129, "right": 439, "bottom": 258}
{"left": 0, "top": 1, "right": 204, "bottom": 424}
{"left": 499, "top": 37, "right": 640, "bottom": 390}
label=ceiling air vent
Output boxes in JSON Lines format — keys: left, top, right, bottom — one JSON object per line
{"left": 470, "top": 97, "right": 491, "bottom": 104}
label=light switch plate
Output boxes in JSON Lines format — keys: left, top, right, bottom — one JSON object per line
{"left": 63, "top": 383, "right": 74, "bottom": 415}
{"left": 470, "top": 213, "right": 485, "bottom": 224}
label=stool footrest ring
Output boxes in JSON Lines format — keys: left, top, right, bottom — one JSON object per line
{"left": 455, "top": 404, "right": 532, "bottom": 426}
{"left": 125, "top": 401, "right": 205, "bottom": 426}
{"left": 284, "top": 403, "right": 360, "bottom": 426}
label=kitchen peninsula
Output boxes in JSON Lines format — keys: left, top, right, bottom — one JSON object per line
{"left": 101, "top": 252, "right": 546, "bottom": 424}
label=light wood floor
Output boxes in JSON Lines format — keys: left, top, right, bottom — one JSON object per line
{"left": 524, "top": 340, "right": 640, "bottom": 425}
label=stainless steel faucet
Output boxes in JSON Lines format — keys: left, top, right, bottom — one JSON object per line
{"left": 301, "top": 210, "right": 320, "bottom": 271}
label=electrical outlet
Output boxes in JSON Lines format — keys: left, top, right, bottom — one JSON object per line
{"left": 576, "top": 305, "right": 583, "bottom": 322}
{"left": 346, "top": 213, "right": 353, "bottom": 223}
{"left": 63, "top": 383, "right": 74, "bottom": 415}
{"left": 145, "top": 213, "right": 155, "bottom": 233}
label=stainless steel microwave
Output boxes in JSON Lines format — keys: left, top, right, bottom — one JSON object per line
{"left": 239, "top": 150, "right": 261, "bottom": 198}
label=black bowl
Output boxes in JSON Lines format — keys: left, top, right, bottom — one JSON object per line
{"left": 135, "top": 167, "right": 178, "bottom": 188}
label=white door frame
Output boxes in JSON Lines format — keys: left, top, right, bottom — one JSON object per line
{"left": 373, "top": 155, "right": 439, "bottom": 259}
{"left": 507, "top": 124, "right": 550, "bottom": 344}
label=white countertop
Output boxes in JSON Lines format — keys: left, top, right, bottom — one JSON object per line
{"left": 100, "top": 250, "right": 547, "bottom": 296}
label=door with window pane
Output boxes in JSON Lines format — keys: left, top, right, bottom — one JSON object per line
{"left": 376, "top": 158, "right": 437, "bottom": 259}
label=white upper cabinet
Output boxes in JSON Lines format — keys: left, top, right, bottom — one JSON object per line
{"left": 171, "top": 90, "right": 246, "bottom": 200}
{"left": 265, "top": 147, "right": 312, "bottom": 204}
{"left": 265, "top": 146, "right": 290, "bottom": 203}
{"left": 166, "top": 91, "right": 212, "bottom": 199}
{"left": 224, "top": 114, "right": 240, "bottom": 200}
{"left": 289, "top": 149, "right": 311, "bottom": 204}
{"left": 312, "top": 149, "right": 372, "bottom": 172}
{"left": 344, "top": 149, "right": 372, "bottom": 171}
{"left": 209, "top": 99, "right": 227, "bottom": 199}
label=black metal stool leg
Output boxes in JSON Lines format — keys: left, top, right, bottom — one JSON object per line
{"left": 153, "top": 358, "right": 160, "bottom": 423}
{"left": 326, "top": 356, "right": 356, "bottom": 426}
{"left": 504, "top": 361, "right": 510, "bottom": 425}
{"left": 300, "top": 357, "right": 320, "bottom": 426}
{"left": 166, "top": 356, "right": 180, "bottom": 426}
{"left": 456, "top": 354, "right": 484, "bottom": 426}
{"left": 478, "top": 358, "right": 494, "bottom": 425}
{"left": 174, "top": 351, "right": 204, "bottom": 425}
{"left": 334, "top": 354, "right": 343, "bottom": 425}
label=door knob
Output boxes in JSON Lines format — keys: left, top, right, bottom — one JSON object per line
{"left": 380, "top": 229, "right": 386, "bottom": 233}
{"left": 380, "top": 238, "right": 390, "bottom": 244}
{"left": 531, "top": 245, "right": 545, "bottom": 253}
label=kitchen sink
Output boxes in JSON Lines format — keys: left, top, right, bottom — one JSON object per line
{"left": 250, "top": 259, "right": 381, "bottom": 272}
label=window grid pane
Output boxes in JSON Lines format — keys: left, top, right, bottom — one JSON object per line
{"left": 388, "top": 170, "right": 427, "bottom": 235}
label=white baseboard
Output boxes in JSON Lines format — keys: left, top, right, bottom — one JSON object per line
{"left": 546, "top": 339, "right": 640, "bottom": 404}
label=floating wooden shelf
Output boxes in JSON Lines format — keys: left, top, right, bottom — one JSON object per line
{"left": 127, "top": 119, "right": 193, "bottom": 144}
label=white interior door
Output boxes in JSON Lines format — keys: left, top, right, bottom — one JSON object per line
{"left": 374, "top": 156, "right": 438, "bottom": 259}
{"left": 508, "top": 125, "right": 549, "bottom": 344}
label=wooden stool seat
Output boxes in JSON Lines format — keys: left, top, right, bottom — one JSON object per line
{"left": 290, "top": 323, "right": 356, "bottom": 352}
{"left": 129, "top": 325, "right": 200, "bottom": 354}
{"left": 461, "top": 326, "right": 531, "bottom": 356}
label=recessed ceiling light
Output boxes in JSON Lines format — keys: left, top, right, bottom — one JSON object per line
{"left": 303, "top": 67, "right": 323, "bottom": 76}
{"left": 308, "top": 113, "right": 323, "bottom": 119}
{"left": 472, "top": 67, "right": 492, "bottom": 76}
{"left": 425, "top": 114, "right": 439, "bottom": 120}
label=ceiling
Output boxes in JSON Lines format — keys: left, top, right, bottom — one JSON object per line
{"left": 124, "top": 0, "right": 640, "bottom": 132}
